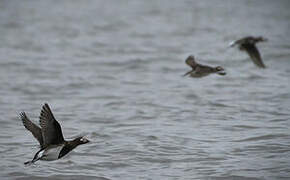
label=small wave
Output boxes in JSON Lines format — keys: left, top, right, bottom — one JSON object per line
{"left": 210, "top": 175, "right": 261, "bottom": 180}
{"left": 232, "top": 125, "right": 259, "bottom": 129}
{"left": 234, "top": 134, "right": 288, "bottom": 142}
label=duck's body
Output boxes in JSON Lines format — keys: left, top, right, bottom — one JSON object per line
{"left": 31, "top": 144, "right": 65, "bottom": 163}
{"left": 183, "top": 55, "right": 226, "bottom": 78}
{"left": 229, "top": 36, "right": 267, "bottom": 68}
{"left": 20, "top": 103, "right": 89, "bottom": 165}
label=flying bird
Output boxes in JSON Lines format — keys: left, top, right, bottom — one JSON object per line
{"left": 229, "top": 36, "right": 268, "bottom": 68}
{"left": 20, "top": 103, "right": 90, "bottom": 165}
{"left": 183, "top": 55, "right": 226, "bottom": 78}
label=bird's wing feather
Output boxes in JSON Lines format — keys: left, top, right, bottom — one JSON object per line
{"left": 243, "top": 44, "right": 266, "bottom": 68}
{"left": 185, "top": 58, "right": 197, "bottom": 68}
{"left": 39, "top": 103, "right": 65, "bottom": 147}
{"left": 20, "top": 112, "right": 44, "bottom": 147}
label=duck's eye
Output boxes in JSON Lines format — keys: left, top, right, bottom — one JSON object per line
{"left": 217, "top": 67, "right": 223, "bottom": 71}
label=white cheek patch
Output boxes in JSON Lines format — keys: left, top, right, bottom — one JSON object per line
{"left": 80, "top": 137, "right": 88, "bottom": 143}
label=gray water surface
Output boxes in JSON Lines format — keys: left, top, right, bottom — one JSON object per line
{"left": 1, "top": 0, "right": 290, "bottom": 179}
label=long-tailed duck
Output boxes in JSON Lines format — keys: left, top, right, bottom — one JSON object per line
{"left": 20, "top": 103, "right": 89, "bottom": 165}
{"left": 229, "top": 36, "right": 267, "bottom": 68}
{"left": 183, "top": 55, "right": 226, "bottom": 78}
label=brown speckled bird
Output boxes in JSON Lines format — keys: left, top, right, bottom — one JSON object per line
{"left": 183, "top": 55, "right": 226, "bottom": 78}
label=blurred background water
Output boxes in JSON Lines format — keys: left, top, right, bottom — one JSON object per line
{"left": 0, "top": 0, "right": 290, "bottom": 179}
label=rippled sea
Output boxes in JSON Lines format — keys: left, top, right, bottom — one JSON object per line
{"left": 1, "top": 0, "right": 290, "bottom": 179}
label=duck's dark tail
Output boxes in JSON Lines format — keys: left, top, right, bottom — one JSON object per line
{"left": 183, "top": 70, "right": 193, "bottom": 77}
{"left": 24, "top": 148, "right": 44, "bottom": 165}
{"left": 24, "top": 160, "right": 33, "bottom": 165}
{"left": 24, "top": 157, "right": 41, "bottom": 165}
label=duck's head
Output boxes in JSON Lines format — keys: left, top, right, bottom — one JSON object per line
{"left": 215, "top": 66, "right": 224, "bottom": 71}
{"left": 75, "top": 137, "right": 90, "bottom": 145}
{"left": 215, "top": 66, "right": 226, "bottom": 75}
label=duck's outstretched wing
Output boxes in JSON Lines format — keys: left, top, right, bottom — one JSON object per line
{"left": 39, "top": 103, "right": 65, "bottom": 148}
{"left": 243, "top": 44, "right": 266, "bottom": 68}
{"left": 20, "top": 112, "right": 44, "bottom": 147}
{"left": 185, "top": 56, "right": 197, "bottom": 69}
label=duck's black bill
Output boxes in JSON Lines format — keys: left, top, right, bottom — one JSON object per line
{"left": 218, "top": 71, "right": 226, "bottom": 76}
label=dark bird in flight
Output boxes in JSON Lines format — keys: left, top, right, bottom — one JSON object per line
{"left": 229, "top": 36, "right": 268, "bottom": 68}
{"left": 20, "top": 103, "right": 89, "bottom": 165}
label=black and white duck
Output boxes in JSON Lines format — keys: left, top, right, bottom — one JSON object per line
{"left": 229, "top": 36, "right": 268, "bottom": 68}
{"left": 20, "top": 103, "right": 90, "bottom": 165}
